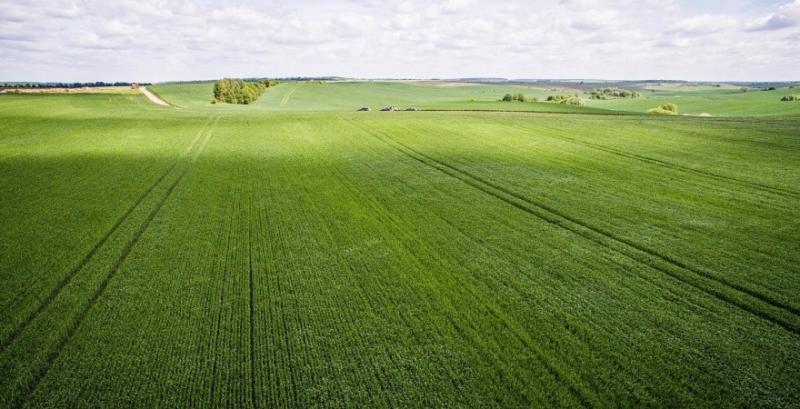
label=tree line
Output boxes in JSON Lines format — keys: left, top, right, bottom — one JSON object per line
{"left": 212, "top": 78, "right": 279, "bottom": 104}
{"left": 546, "top": 94, "right": 583, "bottom": 105}
{"left": 500, "top": 93, "right": 584, "bottom": 105}
{"left": 501, "top": 93, "right": 538, "bottom": 102}
{"left": 0, "top": 81, "right": 147, "bottom": 89}
{"left": 589, "top": 87, "right": 640, "bottom": 100}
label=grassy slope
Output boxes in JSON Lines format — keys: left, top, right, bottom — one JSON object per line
{"left": 151, "top": 81, "right": 594, "bottom": 112}
{"left": 587, "top": 88, "right": 800, "bottom": 116}
{"left": 152, "top": 81, "right": 800, "bottom": 117}
{"left": 146, "top": 82, "right": 216, "bottom": 109}
{"left": 1, "top": 91, "right": 799, "bottom": 408}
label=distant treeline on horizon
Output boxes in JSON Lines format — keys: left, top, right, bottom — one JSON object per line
{"left": 163, "top": 77, "right": 344, "bottom": 85}
{"left": 0, "top": 81, "right": 150, "bottom": 88}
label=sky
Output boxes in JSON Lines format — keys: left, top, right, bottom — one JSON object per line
{"left": 1, "top": 0, "right": 799, "bottom": 82}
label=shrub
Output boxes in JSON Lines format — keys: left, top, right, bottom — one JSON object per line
{"left": 648, "top": 103, "right": 679, "bottom": 115}
{"left": 589, "top": 87, "right": 640, "bottom": 100}
{"left": 501, "top": 93, "right": 538, "bottom": 102}
{"left": 780, "top": 95, "right": 799, "bottom": 102}
{"left": 546, "top": 95, "right": 583, "bottom": 105}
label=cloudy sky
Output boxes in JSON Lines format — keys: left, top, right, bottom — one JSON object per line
{"left": 1, "top": 0, "right": 799, "bottom": 82}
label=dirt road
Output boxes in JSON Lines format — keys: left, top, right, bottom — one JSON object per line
{"left": 140, "top": 86, "right": 169, "bottom": 106}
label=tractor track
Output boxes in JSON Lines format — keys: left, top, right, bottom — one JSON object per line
{"left": 501, "top": 120, "right": 800, "bottom": 199}
{"left": 348, "top": 120, "right": 800, "bottom": 335}
{"left": 11, "top": 115, "right": 220, "bottom": 408}
{"left": 0, "top": 116, "right": 215, "bottom": 354}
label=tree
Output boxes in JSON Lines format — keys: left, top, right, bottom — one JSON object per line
{"left": 546, "top": 95, "right": 583, "bottom": 105}
{"left": 212, "top": 78, "right": 272, "bottom": 104}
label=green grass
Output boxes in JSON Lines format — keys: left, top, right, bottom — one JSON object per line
{"left": 152, "top": 80, "right": 800, "bottom": 117}
{"left": 151, "top": 80, "right": 569, "bottom": 112}
{"left": 1, "top": 86, "right": 799, "bottom": 408}
{"left": 587, "top": 88, "right": 800, "bottom": 116}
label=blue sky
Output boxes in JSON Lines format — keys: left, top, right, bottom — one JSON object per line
{"left": 1, "top": 0, "right": 798, "bottom": 82}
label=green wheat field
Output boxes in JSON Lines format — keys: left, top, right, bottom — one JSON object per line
{"left": 1, "top": 81, "right": 799, "bottom": 408}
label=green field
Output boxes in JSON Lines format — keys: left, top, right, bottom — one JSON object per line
{"left": 589, "top": 87, "right": 800, "bottom": 117}
{"left": 151, "top": 81, "right": 565, "bottom": 111}
{"left": 1, "top": 82, "right": 799, "bottom": 408}
{"left": 150, "top": 80, "right": 800, "bottom": 117}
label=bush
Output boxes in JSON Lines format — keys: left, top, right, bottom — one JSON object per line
{"left": 648, "top": 102, "right": 678, "bottom": 115}
{"left": 589, "top": 87, "right": 640, "bottom": 100}
{"left": 780, "top": 95, "right": 799, "bottom": 102}
{"left": 546, "top": 95, "right": 583, "bottom": 105}
{"left": 501, "top": 93, "right": 534, "bottom": 102}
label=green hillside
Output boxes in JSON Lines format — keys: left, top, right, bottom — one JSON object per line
{"left": 586, "top": 87, "right": 800, "bottom": 116}
{"left": 150, "top": 80, "right": 800, "bottom": 117}
{"left": 151, "top": 80, "right": 579, "bottom": 112}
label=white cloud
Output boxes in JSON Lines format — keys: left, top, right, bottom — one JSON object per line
{"left": 745, "top": 0, "right": 800, "bottom": 31}
{"left": 0, "top": 0, "right": 798, "bottom": 82}
{"left": 670, "top": 14, "right": 738, "bottom": 36}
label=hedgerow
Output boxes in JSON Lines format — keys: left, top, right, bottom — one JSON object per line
{"left": 546, "top": 94, "right": 583, "bottom": 105}
{"left": 588, "top": 87, "right": 640, "bottom": 100}
{"left": 501, "top": 93, "right": 537, "bottom": 102}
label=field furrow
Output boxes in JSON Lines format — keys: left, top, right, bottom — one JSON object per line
{"left": 0, "top": 114, "right": 219, "bottom": 408}
{"left": 361, "top": 124, "right": 800, "bottom": 333}
{"left": 2, "top": 90, "right": 799, "bottom": 408}
{"left": 0, "top": 115, "right": 215, "bottom": 353}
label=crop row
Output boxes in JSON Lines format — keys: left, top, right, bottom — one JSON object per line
{"left": 2, "top": 105, "right": 798, "bottom": 407}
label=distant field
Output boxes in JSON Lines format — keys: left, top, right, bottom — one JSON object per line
{"left": 638, "top": 82, "right": 743, "bottom": 92}
{"left": 151, "top": 81, "right": 564, "bottom": 111}
{"left": 588, "top": 88, "right": 800, "bottom": 116}
{"left": 0, "top": 86, "right": 140, "bottom": 95}
{"left": 151, "top": 80, "right": 800, "bottom": 117}
{"left": 1, "top": 84, "right": 799, "bottom": 408}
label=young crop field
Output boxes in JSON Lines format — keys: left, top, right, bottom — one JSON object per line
{"left": 1, "top": 84, "right": 799, "bottom": 408}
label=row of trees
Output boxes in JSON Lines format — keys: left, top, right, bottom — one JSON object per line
{"left": 212, "top": 78, "right": 279, "bottom": 104}
{"left": 589, "top": 87, "right": 640, "bottom": 100}
{"left": 546, "top": 94, "right": 583, "bottom": 105}
{"left": 0, "top": 81, "right": 146, "bottom": 89}
{"left": 501, "top": 93, "right": 538, "bottom": 102}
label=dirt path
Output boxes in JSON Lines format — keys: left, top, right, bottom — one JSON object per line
{"left": 140, "top": 86, "right": 170, "bottom": 106}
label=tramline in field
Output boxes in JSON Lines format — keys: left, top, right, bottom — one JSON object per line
{"left": 1, "top": 80, "right": 799, "bottom": 408}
